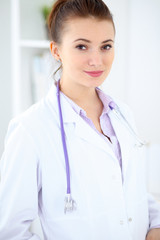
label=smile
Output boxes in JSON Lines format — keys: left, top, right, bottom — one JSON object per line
{"left": 84, "top": 71, "right": 104, "bottom": 77}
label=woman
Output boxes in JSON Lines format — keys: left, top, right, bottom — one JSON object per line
{"left": 0, "top": 0, "right": 160, "bottom": 239}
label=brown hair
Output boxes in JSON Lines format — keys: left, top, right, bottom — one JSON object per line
{"left": 48, "top": 0, "right": 115, "bottom": 44}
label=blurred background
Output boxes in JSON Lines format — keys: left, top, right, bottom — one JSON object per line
{"left": 0, "top": 0, "right": 160, "bottom": 238}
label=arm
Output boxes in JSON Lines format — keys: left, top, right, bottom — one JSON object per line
{"left": 147, "top": 193, "right": 160, "bottom": 230}
{"left": 145, "top": 194, "right": 160, "bottom": 239}
{"left": 0, "top": 119, "right": 41, "bottom": 239}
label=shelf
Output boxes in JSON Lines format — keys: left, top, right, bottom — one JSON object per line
{"left": 20, "top": 40, "right": 50, "bottom": 49}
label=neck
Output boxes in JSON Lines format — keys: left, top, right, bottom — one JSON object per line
{"left": 59, "top": 79, "right": 99, "bottom": 107}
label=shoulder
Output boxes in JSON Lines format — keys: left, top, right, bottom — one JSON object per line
{"left": 98, "top": 87, "right": 133, "bottom": 117}
{"left": 109, "top": 96, "right": 137, "bottom": 132}
{"left": 113, "top": 97, "right": 134, "bottom": 117}
{"left": 6, "top": 97, "right": 58, "bottom": 143}
{"left": 99, "top": 87, "right": 136, "bottom": 130}
{"left": 9, "top": 99, "right": 46, "bottom": 127}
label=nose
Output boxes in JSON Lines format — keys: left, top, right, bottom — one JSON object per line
{"left": 88, "top": 50, "right": 103, "bottom": 67}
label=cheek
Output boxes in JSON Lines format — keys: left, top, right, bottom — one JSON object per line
{"left": 69, "top": 54, "right": 86, "bottom": 69}
{"left": 62, "top": 50, "right": 80, "bottom": 65}
{"left": 105, "top": 52, "right": 115, "bottom": 66}
{"left": 110, "top": 50, "right": 115, "bottom": 62}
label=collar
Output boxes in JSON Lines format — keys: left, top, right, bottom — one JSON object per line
{"left": 61, "top": 87, "right": 115, "bottom": 117}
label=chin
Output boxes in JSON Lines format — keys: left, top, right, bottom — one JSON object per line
{"left": 87, "top": 76, "right": 106, "bottom": 87}
{"left": 84, "top": 80, "right": 104, "bottom": 89}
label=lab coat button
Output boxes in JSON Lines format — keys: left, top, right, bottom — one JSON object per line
{"left": 128, "top": 218, "right": 132, "bottom": 222}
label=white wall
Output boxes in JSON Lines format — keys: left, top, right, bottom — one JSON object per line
{"left": 0, "top": 0, "right": 12, "bottom": 155}
{"left": 127, "top": 0, "right": 160, "bottom": 144}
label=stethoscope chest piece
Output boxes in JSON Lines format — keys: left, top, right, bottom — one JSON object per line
{"left": 64, "top": 194, "right": 77, "bottom": 214}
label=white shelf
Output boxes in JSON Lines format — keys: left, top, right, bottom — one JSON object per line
{"left": 20, "top": 40, "right": 50, "bottom": 49}
{"left": 11, "top": 0, "right": 53, "bottom": 116}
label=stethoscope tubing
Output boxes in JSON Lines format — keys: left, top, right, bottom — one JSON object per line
{"left": 57, "top": 80, "right": 77, "bottom": 214}
{"left": 110, "top": 106, "right": 146, "bottom": 147}
{"left": 56, "top": 79, "right": 146, "bottom": 213}
{"left": 56, "top": 80, "right": 71, "bottom": 195}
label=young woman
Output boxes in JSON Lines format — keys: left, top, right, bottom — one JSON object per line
{"left": 0, "top": 0, "right": 160, "bottom": 239}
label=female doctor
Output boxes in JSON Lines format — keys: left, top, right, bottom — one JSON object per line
{"left": 0, "top": 0, "right": 160, "bottom": 239}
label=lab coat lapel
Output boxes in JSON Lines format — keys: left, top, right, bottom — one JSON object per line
{"left": 61, "top": 96, "right": 117, "bottom": 160}
{"left": 70, "top": 114, "right": 117, "bottom": 161}
{"left": 64, "top": 108, "right": 117, "bottom": 161}
{"left": 47, "top": 84, "right": 117, "bottom": 161}
{"left": 108, "top": 109, "right": 135, "bottom": 181}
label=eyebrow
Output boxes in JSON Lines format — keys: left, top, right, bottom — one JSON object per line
{"left": 73, "top": 38, "right": 114, "bottom": 43}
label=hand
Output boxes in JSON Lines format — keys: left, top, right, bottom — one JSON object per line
{"left": 146, "top": 228, "right": 160, "bottom": 240}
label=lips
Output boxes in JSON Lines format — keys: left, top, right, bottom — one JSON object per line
{"left": 84, "top": 71, "right": 104, "bottom": 77}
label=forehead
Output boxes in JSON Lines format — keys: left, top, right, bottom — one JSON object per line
{"left": 62, "top": 17, "right": 115, "bottom": 43}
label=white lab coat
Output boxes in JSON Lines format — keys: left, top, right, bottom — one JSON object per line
{"left": 0, "top": 84, "right": 160, "bottom": 240}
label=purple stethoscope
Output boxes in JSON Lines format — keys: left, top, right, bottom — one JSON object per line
{"left": 56, "top": 79, "right": 146, "bottom": 214}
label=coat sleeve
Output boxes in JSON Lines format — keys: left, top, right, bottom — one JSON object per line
{"left": 147, "top": 193, "right": 160, "bottom": 230}
{"left": 0, "top": 119, "right": 42, "bottom": 240}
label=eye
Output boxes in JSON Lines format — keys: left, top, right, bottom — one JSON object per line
{"left": 102, "top": 44, "right": 112, "bottom": 50}
{"left": 76, "top": 44, "right": 87, "bottom": 50}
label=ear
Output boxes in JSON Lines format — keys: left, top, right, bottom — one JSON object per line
{"left": 50, "top": 41, "right": 61, "bottom": 61}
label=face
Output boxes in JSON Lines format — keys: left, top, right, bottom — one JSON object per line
{"left": 50, "top": 17, "right": 115, "bottom": 89}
